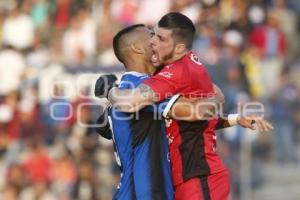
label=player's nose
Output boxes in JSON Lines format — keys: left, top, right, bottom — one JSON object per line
{"left": 150, "top": 35, "right": 157, "bottom": 47}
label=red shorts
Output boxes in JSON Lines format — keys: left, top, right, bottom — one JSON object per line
{"left": 175, "top": 170, "right": 230, "bottom": 200}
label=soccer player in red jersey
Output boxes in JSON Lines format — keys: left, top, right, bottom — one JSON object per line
{"left": 106, "top": 13, "right": 273, "bottom": 200}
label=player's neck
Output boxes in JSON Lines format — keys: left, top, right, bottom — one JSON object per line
{"left": 125, "top": 58, "right": 151, "bottom": 75}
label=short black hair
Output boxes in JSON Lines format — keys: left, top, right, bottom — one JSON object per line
{"left": 158, "top": 12, "right": 195, "bottom": 49}
{"left": 113, "top": 24, "right": 145, "bottom": 63}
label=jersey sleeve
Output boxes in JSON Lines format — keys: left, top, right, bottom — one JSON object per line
{"left": 143, "top": 65, "right": 186, "bottom": 101}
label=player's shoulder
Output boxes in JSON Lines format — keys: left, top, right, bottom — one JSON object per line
{"left": 119, "top": 71, "right": 149, "bottom": 89}
{"left": 122, "top": 71, "right": 149, "bottom": 79}
{"left": 153, "top": 53, "right": 198, "bottom": 80}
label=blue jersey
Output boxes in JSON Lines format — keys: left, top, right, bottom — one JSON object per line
{"left": 110, "top": 71, "right": 174, "bottom": 200}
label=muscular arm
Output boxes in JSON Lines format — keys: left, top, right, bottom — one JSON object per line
{"left": 165, "top": 96, "right": 219, "bottom": 121}
{"left": 108, "top": 80, "right": 273, "bottom": 132}
{"left": 108, "top": 82, "right": 224, "bottom": 119}
{"left": 166, "top": 84, "right": 224, "bottom": 121}
{"left": 169, "top": 104, "right": 273, "bottom": 132}
{"left": 108, "top": 83, "right": 159, "bottom": 112}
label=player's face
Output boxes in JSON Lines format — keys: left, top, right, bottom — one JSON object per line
{"left": 138, "top": 27, "right": 155, "bottom": 64}
{"left": 150, "top": 26, "right": 176, "bottom": 66}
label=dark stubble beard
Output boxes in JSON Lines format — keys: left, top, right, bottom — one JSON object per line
{"left": 151, "top": 48, "right": 174, "bottom": 74}
{"left": 161, "top": 47, "right": 175, "bottom": 65}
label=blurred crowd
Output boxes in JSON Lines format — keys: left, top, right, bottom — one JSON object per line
{"left": 0, "top": 0, "right": 299, "bottom": 200}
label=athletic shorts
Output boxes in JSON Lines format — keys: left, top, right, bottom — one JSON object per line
{"left": 175, "top": 170, "right": 230, "bottom": 200}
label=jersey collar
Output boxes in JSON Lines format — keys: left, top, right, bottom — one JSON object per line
{"left": 123, "top": 71, "right": 148, "bottom": 77}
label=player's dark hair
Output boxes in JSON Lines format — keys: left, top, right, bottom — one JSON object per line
{"left": 158, "top": 12, "right": 195, "bottom": 49}
{"left": 113, "top": 24, "right": 145, "bottom": 63}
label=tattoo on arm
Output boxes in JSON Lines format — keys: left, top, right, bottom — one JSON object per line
{"left": 138, "top": 83, "right": 158, "bottom": 101}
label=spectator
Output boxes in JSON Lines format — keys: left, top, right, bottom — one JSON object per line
{"left": 2, "top": 4, "right": 35, "bottom": 50}
{"left": 249, "top": 11, "right": 287, "bottom": 58}
{"left": 0, "top": 183, "right": 19, "bottom": 200}
{"left": 31, "top": 0, "right": 49, "bottom": 27}
{"left": 0, "top": 47, "right": 26, "bottom": 96}
{"left": 62, "top": 9, "right": 96, "bottom": 65}
{"left": 19, "top": 181, "right": 56, "bottom": 200}
{"left": 270, "top": 68, "right": 298, "bottom": 165}
{"left": 6, "top": 164, "right": 25, "bottom": 193}
{"left": 51, "top": 150, "right": 77, "bottom": 199}
{"left": 53, "top": 0, "right": 71, "bottom": 30}
{"left": 72, "top": 161, "right": 98, "bottom": 200}
{"left": 22, "top": 141, "right": 52, "bottom": 184}
{"left": 42, "top": 85, "right": 71, "bottom": 144}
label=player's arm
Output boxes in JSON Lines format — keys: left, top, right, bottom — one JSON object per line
{"left": 142, "top": 83, "right": 224, "bottom": 120}
{"left": 108, "top": 83, "right": 159, "bottom": 112}
{"left": 162, "top": 96, "right": 218, "bottom": 121}
{"left": 215, "top": 114, "right": 274, "bottom": 132}
{"left": 95, "top": 108, "right": 112, "bottom": 140}
{"left": 151, "top": 96, "right": 273, "bottom": 132}
{"left": 94, "top": 74, "right": 158, "bottom": 112}
{"left": 102, "top": 64, "right": 185, "bottom": 112}
{"left": 108, "top": 81, "right": 224, "bottom": 114}
{"left": 142, "top": 94, "right": 218, "bottom": 121}
{"left": 162, "top": 84, "right": 224, "bottom": 121}
{"left": 97, "top": 73, "right": 220, "bottom": 115}
{"left": 163, "top": 90, "right": 273, "bottom": 132}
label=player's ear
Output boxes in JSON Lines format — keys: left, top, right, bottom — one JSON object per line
{"left": 130, "top": 43, "right": 143, "bottom": 54}
{"left": 174, "top": 43, "right": 186, "bottom": 54}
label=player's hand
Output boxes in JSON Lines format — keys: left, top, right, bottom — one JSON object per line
{"left": 94, "top": 74, "right": 118, "bottom": 98}
{"left": 95, "top": 108, "right": 112, "bottom": 140}
{"left": 238, "top": 116, "right": 274, "bottom": 132}
{"left": 213, "top": 84, "right": 225, "bottom": 104}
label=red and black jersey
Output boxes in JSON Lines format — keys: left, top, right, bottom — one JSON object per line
{"left": 144, "top": 52, "right": 226, "bottom": 186}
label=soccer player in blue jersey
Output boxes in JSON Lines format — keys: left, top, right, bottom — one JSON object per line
{"left": 97, "top": 24, "right": 175, "bottom": 200}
